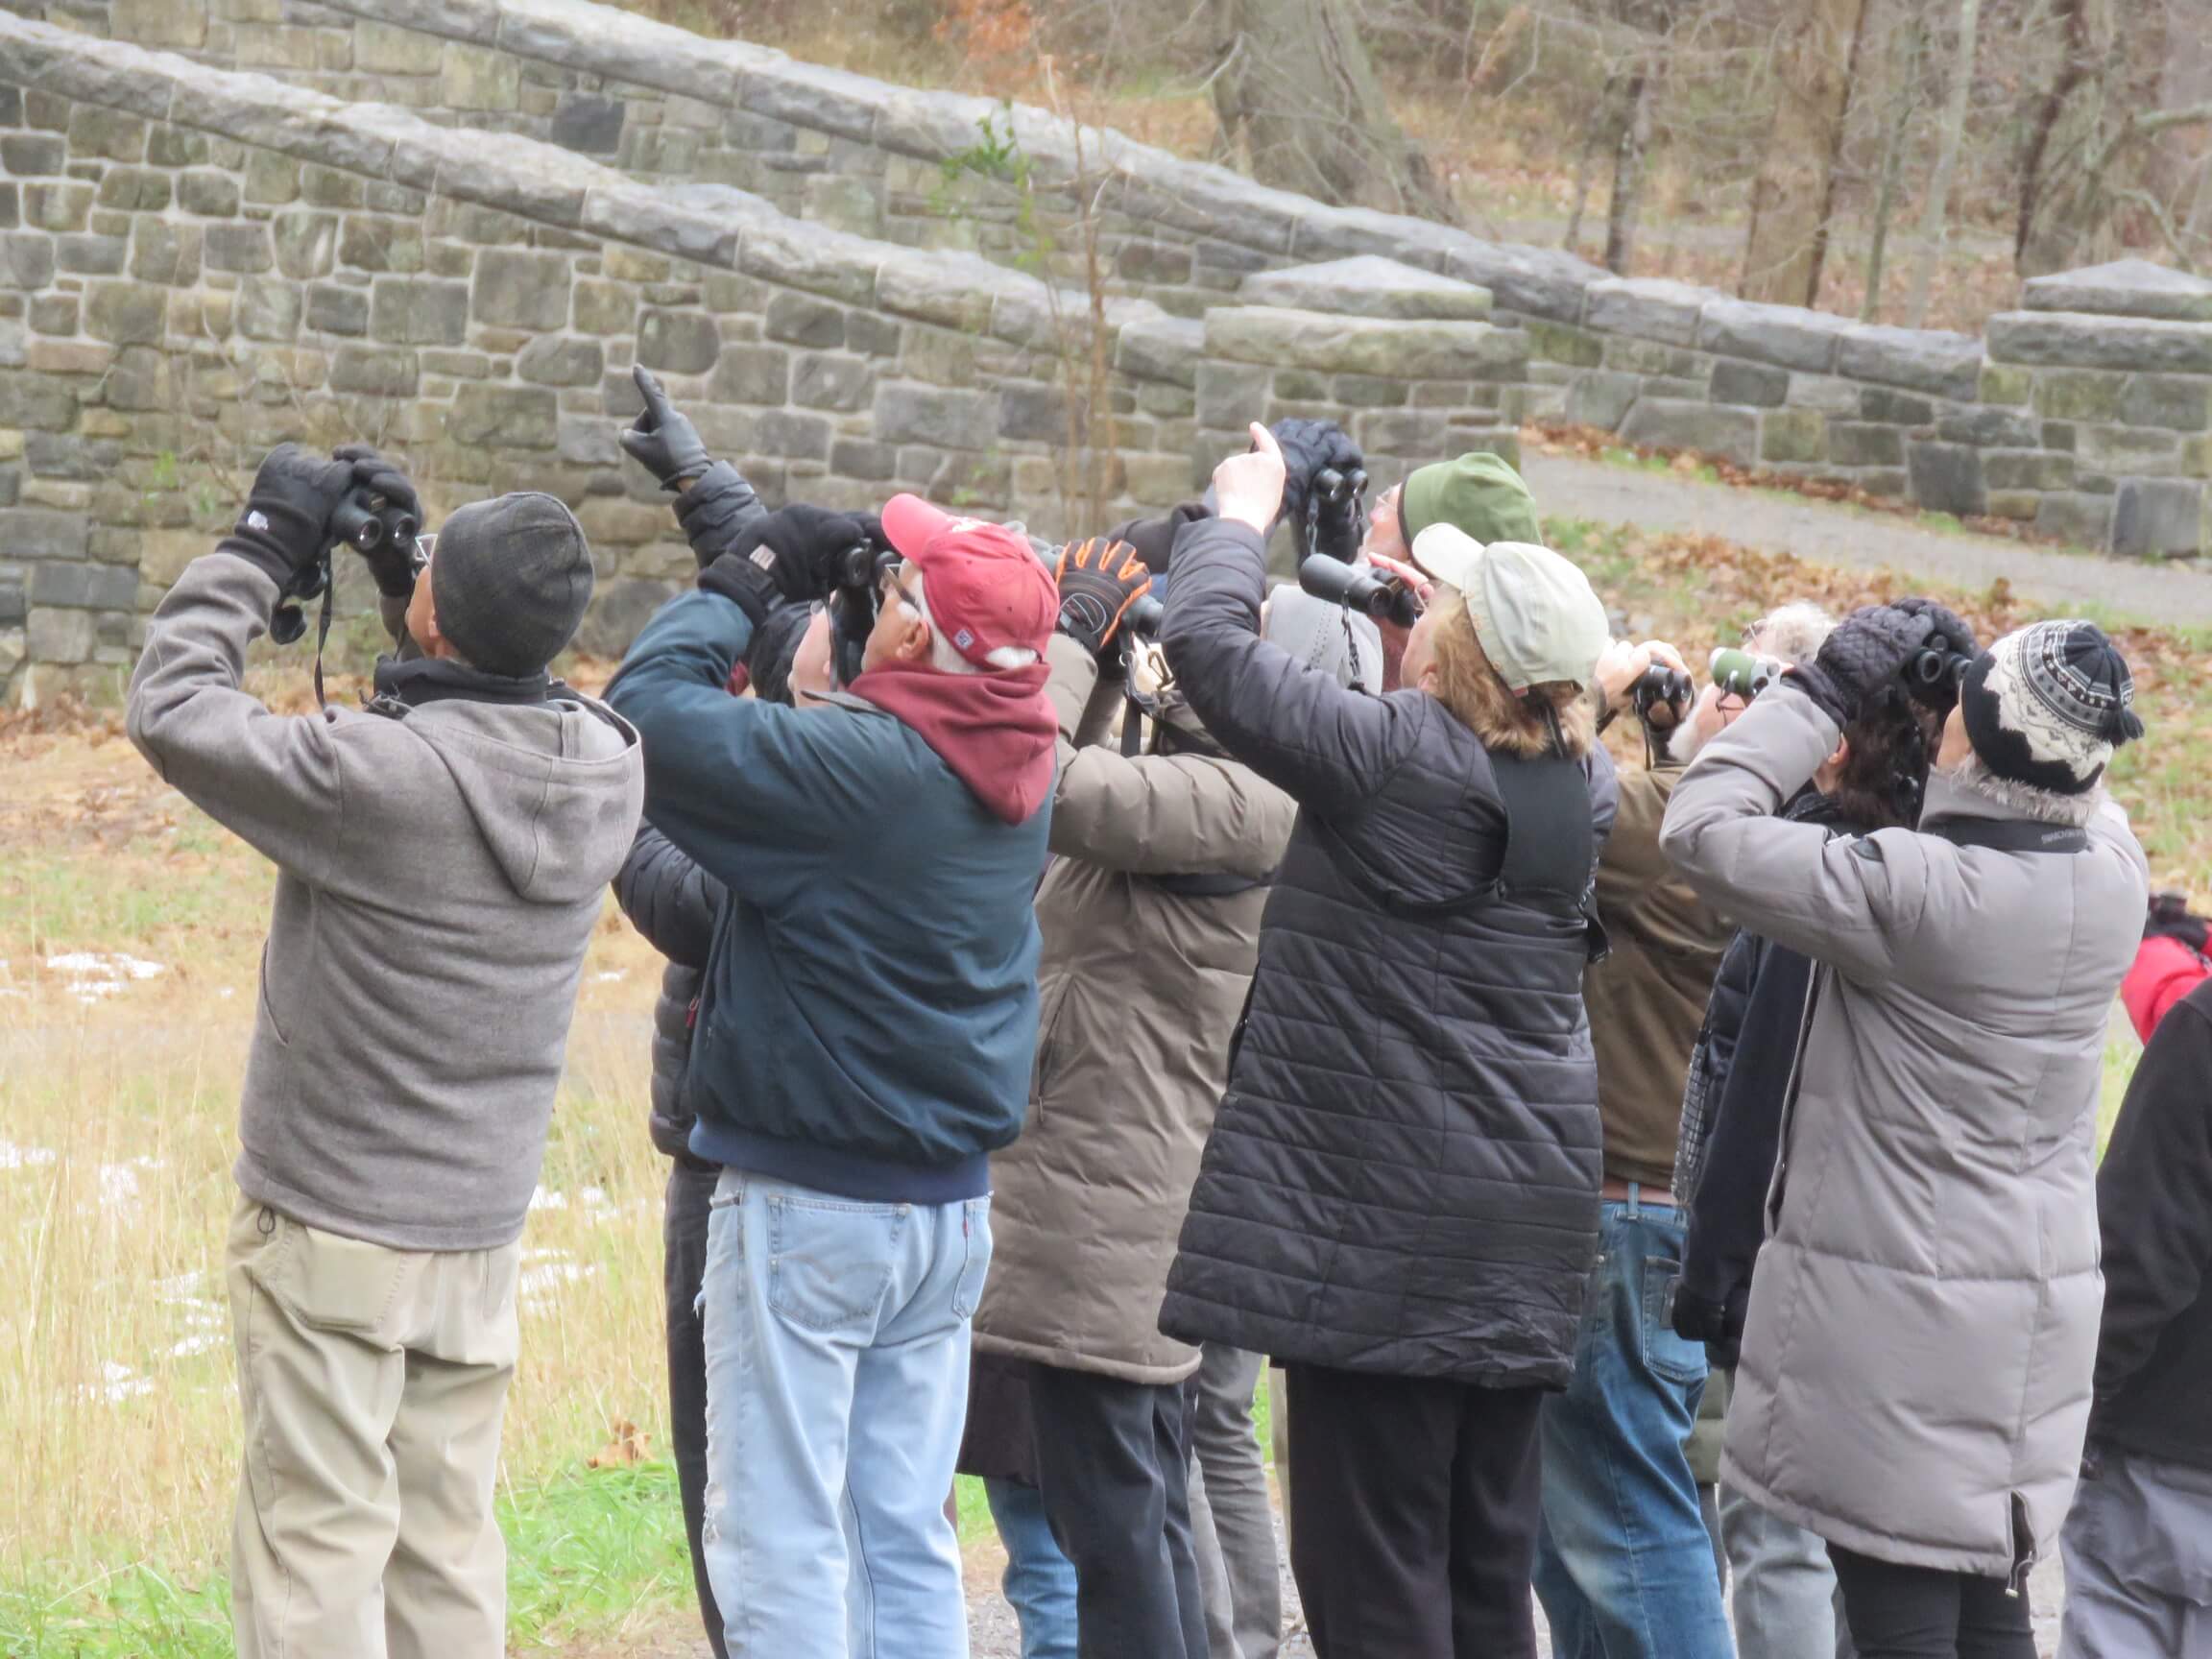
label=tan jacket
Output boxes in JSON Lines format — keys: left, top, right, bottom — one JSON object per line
{"left": 973, "top": 635, "right": 1297, "bottom": 1384}
{"left": 1586, "top": 760, "right": 1735, "bottom": 1188}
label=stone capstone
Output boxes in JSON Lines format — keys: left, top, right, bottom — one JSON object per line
{"left": 1238, "top": 256, "right": 1492, "bottom": 321}
{"left": 1201, "top": 307, "right": 1525, "bottom": 380}
{"left": 2024, "top": 258, "right": 2212, "bottom": 324}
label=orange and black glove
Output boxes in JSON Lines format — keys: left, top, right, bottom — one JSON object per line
{"left": 1052, "top": 537, "right": 1153, "bottom": 662}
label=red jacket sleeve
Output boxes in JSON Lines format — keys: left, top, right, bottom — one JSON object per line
{"left": 2123, "top": 934, "right": 2211, "bottom": 1044}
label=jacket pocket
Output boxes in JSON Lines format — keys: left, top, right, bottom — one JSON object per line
{"left": 766, "top": 1192, "right": 903, "bottom": 1335}
{"left": 258, "top": 1215, "right": 418, "bottom": 1343}
{"left": 253, "top": 940, "right": 292, "bottom": 1049}
{"left": 1028, "top": 972, "right": 1077, "bottom": 1122}
{"left": 950, "top": 1197, "right": 994, "bottom": 1321}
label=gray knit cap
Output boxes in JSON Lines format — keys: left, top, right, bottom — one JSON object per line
{"left": 430, "top": 493, "right": 594, "bottom": 677}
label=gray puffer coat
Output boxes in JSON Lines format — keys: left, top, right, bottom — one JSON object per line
{"left": 1155, "top": 517, "right": 1617, "bottom": 1387}
{"left": 1661, "top": 685, "right": 2148, "bottom": 1579}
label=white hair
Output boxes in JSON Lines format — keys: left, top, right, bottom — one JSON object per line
{"left": 1746, "top": 602, "right": 1835, "bottom": 666}
{"left": 1937, "top": 753, "right": 2104, "bottom": 828}
{"left": 902, "top": 571, "right": 1038, "bottom": 675}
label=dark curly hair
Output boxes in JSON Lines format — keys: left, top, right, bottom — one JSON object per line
{"left": 1833, "top": 685, "right": 1943, "bottom": 830}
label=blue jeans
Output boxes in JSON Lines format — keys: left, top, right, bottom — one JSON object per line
{"left": 699, "top": 1169, "right": 992, "bottom": 1659}
{"left": 1534, "top": 1189, "right": 1731, "bottom": 1659}
{"left": 985, "top": 1479, "right": 1080, "bottom": 1659}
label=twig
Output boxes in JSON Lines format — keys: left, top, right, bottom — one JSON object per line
{"left": 2113, "top": 187, "right": 2201, "bottom": 274}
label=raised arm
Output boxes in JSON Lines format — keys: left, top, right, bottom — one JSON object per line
{"left": 605, "top": 590, "right": 872, "bottom": 895}
{"left": 1659, "top": 685, "right": 1929, "bottom": 983}
{"left": 1043, "top": 634, "right": 1293, "bottom": 877}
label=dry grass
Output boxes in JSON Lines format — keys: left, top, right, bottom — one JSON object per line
{"left": 0, "top": 679, "right": 675, "bottom": 1597}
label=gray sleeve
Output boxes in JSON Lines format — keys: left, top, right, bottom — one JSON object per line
{"left": 126, "top": 550, "right": 350, "bottom": 887}
{"left": 1660, "top": 685, "right": 1930, "bottom": 982}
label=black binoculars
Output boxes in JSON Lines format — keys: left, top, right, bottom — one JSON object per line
{"left": 1909, "top": 647, "right": 1972, "bottom": 693}
{"left": 1311, "top": 467, "right": 1367, "bottom": 511}
{"left": 270, "top": 482, "right": 421, "bottom": 646}
{"left": 1298, "top": 554, "right": 1422, "bottom": 629}
{"left": 1633, "top": 663, "right": 1694, "bottom": 719}
{"left": 1124, "top": 592, "right": 1166, "bottom": 637}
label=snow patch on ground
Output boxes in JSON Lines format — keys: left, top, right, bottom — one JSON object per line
{"left": 43, "top": 951, "right": 167, "bottom": 1004}
{"left": 0, "top": 1140, "right": 59, "bottom": 1170}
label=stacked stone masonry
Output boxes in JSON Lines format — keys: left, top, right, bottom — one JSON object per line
{"left": 3, "top": 0, "right": 2211, "bottom": 696}
{"left": 0, "top": 9, "right": 1527, "bottom": 698}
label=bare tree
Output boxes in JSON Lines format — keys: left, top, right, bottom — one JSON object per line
{"left": 1903, "top": 0, "right": 1980, "bottom": 325}
{"left": 1740, "top": 0, "right": 1872, "bottom": 306}
{"left": 1860, "top": 1, "right": 1924, "bottom": 321}
{"left": 1207, "top": 0, "right": 1449, "bottom": 214}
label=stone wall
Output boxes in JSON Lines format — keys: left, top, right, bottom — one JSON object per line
{"left": 0, "top": 12, "right": 1525, "bottom": 701}
{"left": 21, "top": 0, "right": 2212, "bottom": 565}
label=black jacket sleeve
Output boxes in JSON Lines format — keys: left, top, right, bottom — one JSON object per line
{"left": 672, "top": 460, "right": 768, "bottom": 567}
{"left": 1679, "top": 940, "right": 1816, "bottom": 1334}
{"left": 2094, "top": 988, "right": 2212, "bottom": 1406}
{"left": 1158, "top": 514, "right": 1407, "bottom": 817}
{"left": 613, "top": 819, "right": 727, "bottom": 974}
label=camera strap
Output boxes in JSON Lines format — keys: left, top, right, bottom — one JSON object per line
{"left": 310, "top": 555, "right": 337, "bottom": 711}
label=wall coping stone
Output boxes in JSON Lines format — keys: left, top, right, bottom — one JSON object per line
{"left": 1238, "top": 256, "right": 1491, "bottom": 321}
{"left": 2024, "top": 258, "right": 2212, "bottom": 323}
{"left": 1986, "top": 309, "right": 2212, "bottom": 374}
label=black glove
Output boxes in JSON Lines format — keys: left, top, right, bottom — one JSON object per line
{"left": 619, "top": 365, "right": 713, "bottom": 490}
{"left": 1786, "top": 605, "right": 1936, "bottom": 730}
{"left": 224, "top": 443, "right": 358, "bottom": 589}
{"left": 1669, "top": 1282, "right": 1748, "bottom": 1370}
{"left": 698, "top": 504, "right": 875, "bottom": 627}
{"left": 1052, "top": 536, "right": 1153, "bottom": 661}
{"left": 1271, "top": 418, "right": 1364, "bottom": 554}
{"left": 1892, "top": 596, "right": 1979, "bottom": 715}
{"left": 330, "top": 444, "right": 424, "bottom": 599}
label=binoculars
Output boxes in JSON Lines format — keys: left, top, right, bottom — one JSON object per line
{"left": 1711, "top": 647, "right": 1783, "bottom": 702}
{"left": 1311, "top": 467, "right": 1367, "bottom": 512}
{"left": 1297, "top": 554, "right": 1422, "bottom": 629}
{"left": 1633, "top": 663, "right": 1693, "bottom": 719}
{"left": 1124, "top": 592, "right": 1166, "bottom": 637}
{"left": 270, "top": 482, "right": 421, "bottom": 647}
{"left": 1910, "top": 646, "right": 1972, "bottom": 694}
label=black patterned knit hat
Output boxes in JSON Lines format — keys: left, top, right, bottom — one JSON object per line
{"left": 1959, "top": 619, "right": 2143, "bottom": 796}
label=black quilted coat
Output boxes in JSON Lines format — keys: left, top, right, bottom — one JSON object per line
{"left": 613, "top": 821, "right": 725, "bottom": 1164}
{"left": 1154, "top": 517, "right": 1616, "bottom": 1387}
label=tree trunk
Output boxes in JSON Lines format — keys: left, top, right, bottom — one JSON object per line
{"left": 2016, "top": 0, "right": 2119, "bottom": 276}
{"left": 1210, "top": 0, "right": 1449, "bottom": 215}
{"left": 1861, "top": 3, "right": 1924, "bottom": 321}
{"left": 1903, "top": 0, "right": 1982, "bottom": 326}
{"left": 1740, "top": 0, "right": 1872, "bottom": 306}
{"left": 1605, "top": 71, "right": 1656, "bottom": 274}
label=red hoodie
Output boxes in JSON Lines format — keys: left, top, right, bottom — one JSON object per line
{"left": 850, "top": 660, "right": 1057, "bottom": 826}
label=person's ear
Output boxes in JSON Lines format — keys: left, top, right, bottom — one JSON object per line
{"left": 895, "top": 610, "right": 931, "bottom": 665}
{"left": 1827, "top": 736, "right": 1850, "bottom": 770}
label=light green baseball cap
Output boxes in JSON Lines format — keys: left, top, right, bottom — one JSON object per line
{"left": 1411, "top": 525, "right": 1608, "bottom": 691}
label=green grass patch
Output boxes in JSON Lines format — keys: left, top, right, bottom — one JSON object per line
{"left": 0, "top": 1465, "right": 700, "bottom": 1659}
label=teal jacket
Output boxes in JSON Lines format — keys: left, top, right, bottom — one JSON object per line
{"left": 609, "top": 591, "right": 1050, "bottom": 1200}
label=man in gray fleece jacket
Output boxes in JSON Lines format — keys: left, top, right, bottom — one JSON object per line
{"left": 126, "top": 444, "right": 643, "bottom": 1659}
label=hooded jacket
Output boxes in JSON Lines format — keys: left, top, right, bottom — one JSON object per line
{"left": 128, "top": 550, "right": 644, "bottom": 1252}
{"left": 1154, "top": 517, "right": 1617, "bottom": 1387}
{"left": 973, "top": 634, "right": 1297, "bottom": 1384}
{"left": 1661, "top": 685, "right": 2148, "bottom": 1579}
{"left": 607, "top": 590, "right": 1050, "bottom": 1202}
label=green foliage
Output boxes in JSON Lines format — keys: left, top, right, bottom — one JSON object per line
{"left": 935, "top": 105, "right": 1053, "bottom": 275}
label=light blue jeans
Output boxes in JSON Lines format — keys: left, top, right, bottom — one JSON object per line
{"left": 1533, "top": 1188, "right": 1732, "bottom": 1659}
{"left": 699, "top": 1169, "right": 992, "bottom": 1659}
{"left": 984, "top": 1479, "right": 1080, "bottom": 1659}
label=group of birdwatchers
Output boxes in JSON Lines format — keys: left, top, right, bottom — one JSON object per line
{"left": 120, "top": 354, "right": 2212, "bottom": 1659}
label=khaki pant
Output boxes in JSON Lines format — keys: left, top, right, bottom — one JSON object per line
{"left": 226, "top": 1194, "right": 520, "bottom": 1659}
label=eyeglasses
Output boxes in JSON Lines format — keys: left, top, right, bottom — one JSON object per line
{"left": 879, "top": 561, "right": 921, "bottom": 617}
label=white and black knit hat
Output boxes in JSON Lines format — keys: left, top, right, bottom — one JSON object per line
{"left": 1959, "top": 619, "right": 2143, "bottom": 797}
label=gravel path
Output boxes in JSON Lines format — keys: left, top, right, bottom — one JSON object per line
{"left": 1525, "top": 451, "right": 2212, "bottom": 628}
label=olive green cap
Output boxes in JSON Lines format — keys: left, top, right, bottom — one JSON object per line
{"left": 1399, "top": 452, "right": 1541, "bottom": 548}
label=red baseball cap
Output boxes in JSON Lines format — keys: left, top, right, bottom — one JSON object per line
{"left": 880, "top": 493, "right": 1058, "bottom": 670}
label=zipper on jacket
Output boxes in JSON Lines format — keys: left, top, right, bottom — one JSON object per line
{"left": 1763, "top": 965, "right": 1825, "bottom": 1235}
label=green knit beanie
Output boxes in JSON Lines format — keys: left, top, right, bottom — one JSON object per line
{"left": 1400, "top": 452, "right": 1541, "bottom": 547}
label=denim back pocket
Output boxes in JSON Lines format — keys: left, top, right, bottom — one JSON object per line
{"left": 766, "top": 1192, "right": 905, "bottom": 1335}
{"left": 1637, "top": 1243, "right": 1712, "bottom": 1390}
{"left": 950, "top": 1197, "right": 994, "bottom": 1321}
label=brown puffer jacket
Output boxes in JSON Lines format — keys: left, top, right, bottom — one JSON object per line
{"left": 972, "top": 634, "right": 1296, "bottom": 1384}
{"left": 1586, "top": 758, "right": 1735, "bottom": 1188}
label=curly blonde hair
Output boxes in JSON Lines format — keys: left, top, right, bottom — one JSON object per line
{"left": 1424, "top": 592, "right": 1595, "bottom": 759}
